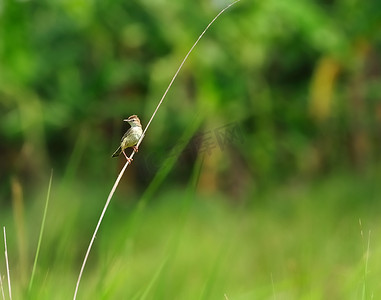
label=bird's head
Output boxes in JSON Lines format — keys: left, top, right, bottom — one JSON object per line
{"left": 124, "top": 115, "right": 141, "bottom": 127}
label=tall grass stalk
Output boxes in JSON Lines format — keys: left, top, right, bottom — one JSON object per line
{"left": 359, "top": 219, "right": 371, "bottom": 300}
{"left": 73, "top": 160, "right": 130, "bottom": 300}
{"left": 3, "top": 227, "right": 12, "bottom": 300}
{"left": 28, "top": 169, "right": 54, "bottom": 293}
{"left": 11, "top": 177, "right": 27, "bottom": 285}
{"left": 73, "top": 1, "right": 241, "bottom": 299}
{"left": 0, "top": 272, "right": 5, "bottom": 300}
{"left": 363, "top": 234, "right": 371, "bottom": 299}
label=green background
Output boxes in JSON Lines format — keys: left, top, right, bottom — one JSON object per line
{"left": 1, "top": 0, "right": 381, "bottom": 298}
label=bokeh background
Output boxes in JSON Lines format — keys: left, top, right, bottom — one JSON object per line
{"left": 1, "top": 0, "right": 381, "bottom": 299}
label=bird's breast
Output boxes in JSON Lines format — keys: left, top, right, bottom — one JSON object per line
{"left": 121, "top": 127, "right": 143, "bottom": 149}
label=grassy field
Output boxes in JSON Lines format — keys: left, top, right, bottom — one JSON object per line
{"left": 1, "top": 167, "right": 380, "bottom": 300}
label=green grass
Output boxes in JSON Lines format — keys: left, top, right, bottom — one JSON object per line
{"left": 2, "top": 169, "right": 381, "bottom": 299}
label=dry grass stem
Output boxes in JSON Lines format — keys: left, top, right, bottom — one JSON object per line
{"left": 73, "top": 161, "right": 130, "bottom": 299}
{"left": 3, "top": 227, "right": 12, "bottom": 300}
{"left": 73, "top": 1, "right": 241, "bottom": 299}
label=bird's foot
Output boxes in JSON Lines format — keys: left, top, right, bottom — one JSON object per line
{"left": 133, "top": 146, "right": 139, "bottom": 153}
{"left": 122, "top": 151, "right": 133, "bottom": 163}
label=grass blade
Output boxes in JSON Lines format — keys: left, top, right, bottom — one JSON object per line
{"left": 0, "top": 272, "right": 5, "bottom": 300}
{"left": 28, "top": 169, "right": 54, "bottom": 293}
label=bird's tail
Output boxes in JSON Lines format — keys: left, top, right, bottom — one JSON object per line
{"left": 111, "top": 146, "right": 122, "bottom": 157}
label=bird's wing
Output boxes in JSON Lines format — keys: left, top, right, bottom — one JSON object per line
{"left": 120, "top": 127, "right": 132, "bottom": 142}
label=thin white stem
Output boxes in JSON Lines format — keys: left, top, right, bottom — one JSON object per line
{"left": 73, "top": 161, "right": 130, "bottom": 300}
{"left": 73, "top": 1, "right": 240, "bottom": 298}
{"left": 3, "top": 227, "right": 12, "bottom": 300}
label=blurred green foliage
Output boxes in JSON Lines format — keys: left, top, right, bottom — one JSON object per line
{"left": 1, "top": 0, "right": 381, "bottom": 298}
{"left": 1, "top": 0, "right": 380, "bottom": 191}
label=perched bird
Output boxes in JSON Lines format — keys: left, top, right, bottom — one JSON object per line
{"left": 112, "top": 115, "right": 143, "bottom": 163}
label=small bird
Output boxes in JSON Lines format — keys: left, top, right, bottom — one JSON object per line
{"left": 112, "top": 115, "right": 143, "bottom": 163}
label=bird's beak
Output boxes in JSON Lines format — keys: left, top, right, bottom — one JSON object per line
{"left": 123, "top": 119, "right": 130, "bottom": 122}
